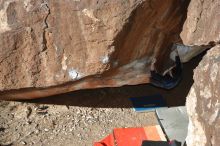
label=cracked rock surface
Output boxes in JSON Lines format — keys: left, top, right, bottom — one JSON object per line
{"left": 186, "top": 45, "right": 220, "bottom": 146}
{"left": 181, "top": 0, "right": 220, "bottom": 46}
{"left": 0, "top": 0, "right": 189, "bottom": 99}
{"left": 182, "top": 0, "right": 220, "bottom": 145}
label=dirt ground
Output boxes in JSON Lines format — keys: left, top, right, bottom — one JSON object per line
{"left": 0, "top": 53, "right": 204, "bottom": 146}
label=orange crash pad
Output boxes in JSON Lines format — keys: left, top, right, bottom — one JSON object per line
{"left": 94, "top": 125, "right": 166, "bottom": 146}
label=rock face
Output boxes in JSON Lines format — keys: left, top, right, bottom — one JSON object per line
{"left": 186, "top": 45, "right": 220, "bottom": 146}
{"left": 182, "top": 0, "right": 220, "bottom": 145}
{"left": 0, "top": 0, "right": 189, "bottom": 100}
{"left": 181, "top": 0, "right": 220, "bottom": 46}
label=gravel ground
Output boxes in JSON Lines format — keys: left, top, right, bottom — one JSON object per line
{"left": 0, "top": 53, "right": 203, "bottom": 146}
{"left": 0, "top": 100, "right": 156, "bottom": 146}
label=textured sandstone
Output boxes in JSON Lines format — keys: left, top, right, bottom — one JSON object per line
{"left": 186, "top": 45, "right": 220, "bottom": 146}
{"left": 181, "top": 0, "right": 220, "bottom": 46}
{"left": 182, "top": 1, "right": 220, "bottom": 145}
{"left": 0, "top": 0, "right": 189, "bottom": 99}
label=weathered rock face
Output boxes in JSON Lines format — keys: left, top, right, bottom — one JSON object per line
{"left": 0, "top": 0, "right": 189, "bottom": 100}
{"left": 186, "top": 45, "right": 220, "bottom": 146}
{"left": 182, "top": 0, "right": 220, "bottom": 145}
{"left": 181, "top": 0, "right": 220, "bottom": 46}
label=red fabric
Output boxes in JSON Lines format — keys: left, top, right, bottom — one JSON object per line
{"left": 113, "top": 128, "right": 148, "bottom": 146}
{"left": 94, "top": 126, "right": 166, "bottom": 146}
{"left": 94, "top": 134, "right": 115, "bottom": 146}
